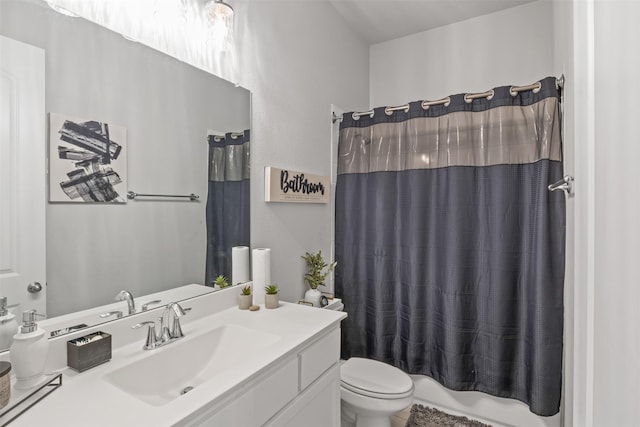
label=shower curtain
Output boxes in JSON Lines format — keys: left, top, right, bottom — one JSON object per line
{"left": 335, "top": 76, "right": 565, "bottom": 416}
{"left": 205, "top": 130, "right": 250, "bottom": 286}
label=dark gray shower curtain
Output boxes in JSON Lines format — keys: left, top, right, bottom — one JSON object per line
{"left": 335, "top": 77, "right": 565, "bottom": 416}
{"left": 205, "top": 130, "right": 250, "bottom": 286}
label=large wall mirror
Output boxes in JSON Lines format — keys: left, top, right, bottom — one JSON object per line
{"left": 0, "top": 0, "right": 250, "bottom": 349}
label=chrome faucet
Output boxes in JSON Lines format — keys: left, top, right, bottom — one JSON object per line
{"left": 163, "top": 302, "right": 187, "bottom": 339}
{"left": 115, "top": 290, "right": 135, "bottom": 315}
{"left": 131, "top": 302, "right": 189, "bottom": 351}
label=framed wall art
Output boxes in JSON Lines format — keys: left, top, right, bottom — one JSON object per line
{"left": 49, "top": 112, "right": 127, "bottom": 203}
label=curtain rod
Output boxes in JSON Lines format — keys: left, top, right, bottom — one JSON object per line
{"left": 332, "top": 75, "right": 565, "bottom": 123}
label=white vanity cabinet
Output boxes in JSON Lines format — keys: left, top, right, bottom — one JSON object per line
{"left": 2, "top": 293, "right": 346, "bottom": 427}
{"left": 182, "top": 327, "right": 342, "bottom": 427}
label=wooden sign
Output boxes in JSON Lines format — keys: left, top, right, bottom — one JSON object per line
{"left": 264, "top": 167, "right": 329, "bottom": 204}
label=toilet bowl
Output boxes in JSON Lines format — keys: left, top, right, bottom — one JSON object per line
{"left": 340, "top": 357, "right": 414, "bottom": 427}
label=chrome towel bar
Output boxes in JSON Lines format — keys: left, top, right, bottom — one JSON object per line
{"left": 127, "top": 191, "right": 199, "bottom": 201}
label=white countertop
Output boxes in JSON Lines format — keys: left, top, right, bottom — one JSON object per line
{"left": 8, "top": 300, "right": 346, "bottom": 427}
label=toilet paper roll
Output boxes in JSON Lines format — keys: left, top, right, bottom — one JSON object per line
{"left": 251, "top": 248, "right": 271, "bottom": 306}
{"left": 231, "top": 246, "right": 250, "bottom": 286}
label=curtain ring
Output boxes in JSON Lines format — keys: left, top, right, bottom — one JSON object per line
{"left": 464, "top": 89, "right": 494, "bottom": 103}
{"left": 510, "top": 81, "right": 542, "bottom": 96}
{"left": 421, "top": 96, "right": 451, "bottom": 110}
{"left": 352, "top": 110, "right": 374, "bottom": 121}
{"left": 384, "top": 105, "right": 410, "bottom": 115}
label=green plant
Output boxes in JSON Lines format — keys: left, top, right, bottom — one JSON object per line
{"left": 213, "top": 275, "right": 229, "bottom": 288}
{"left": 265, "top": 284, "right": 278, "bottom": 295}
{"left": 301, "top": 250, "right": 336, "bottom": 290}
{"left": 240, "top": 285, "right": 252, "bottom": 295}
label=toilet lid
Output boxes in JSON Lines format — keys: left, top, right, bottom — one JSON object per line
{"left": 341, "top": 358, "right": 414, "bottom": 399}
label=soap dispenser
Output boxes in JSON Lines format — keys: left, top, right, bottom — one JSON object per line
{"left": 0, "top": 297, "right": 18, "bottom": 349}
{"left": 10, "top": 310, "right": 49, "bottom": 390}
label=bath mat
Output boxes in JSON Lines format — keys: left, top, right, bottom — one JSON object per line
{"left": 405, "top": 404, "right": 493, "bottom": 427}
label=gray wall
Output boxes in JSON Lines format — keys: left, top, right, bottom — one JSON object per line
{"left": 234, "top": 1, "right": 370, "bottom": 302}
{"left": 0, "top": 0, "right": 250, "bottom": 316}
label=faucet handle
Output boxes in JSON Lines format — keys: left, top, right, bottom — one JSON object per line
{"left": 141, "top": 300, "right": 162, "bottom": 311}
{"left": 132, "top": 321, "right": 158, "bottom": 350}
{"left": 99, "top": 310, "right": 123, "bottom": 319}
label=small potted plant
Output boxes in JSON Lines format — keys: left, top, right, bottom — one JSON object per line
{"left": 301, "top": 250, "right": 336, "bottom": 307}
{"left": 238, "top": 284, "right": 252, "bottom": 310}
{"left": 265, "top": 284, "right": 279, "bottom": 309}
{"left": 213, "top": 275, "right": 230, "bottom": 289}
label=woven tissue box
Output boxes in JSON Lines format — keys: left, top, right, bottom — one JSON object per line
{"left": 67, "top": 331, "right": 112, "bottom": 372}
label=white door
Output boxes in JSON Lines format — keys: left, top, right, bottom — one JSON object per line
{"left": 0, "top": 35, "right": 47, "bottom": 316}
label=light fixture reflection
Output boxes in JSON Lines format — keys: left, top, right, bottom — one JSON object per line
{"left": 153, "top": 0, "right": 187, "bottom": 24}
{"left": 204, "top": 0, "right": 234, "bottom": 51}
{"left": 46, "top": 1, "right": 79, "bottom": 17}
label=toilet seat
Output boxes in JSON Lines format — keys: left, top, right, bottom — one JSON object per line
{"left": 340, "top": 358, "right": 414, "bottom": 400}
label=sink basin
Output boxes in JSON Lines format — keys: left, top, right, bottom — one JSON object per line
{"left": 104, "top": 324, "right": 281, "bottom": 406}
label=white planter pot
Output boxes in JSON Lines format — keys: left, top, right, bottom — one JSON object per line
{"left": 304, "top": 288, "right": 322, "bottom": 307}
{"left": 238, "top": 294, "right": 252, "bottom": 310}
{"left": 265, "top": 293, "right": 279, "bottom": 309}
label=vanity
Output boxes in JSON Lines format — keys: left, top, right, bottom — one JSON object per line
{"left": 0, "top": 287, "right": 347, "bottom": 426}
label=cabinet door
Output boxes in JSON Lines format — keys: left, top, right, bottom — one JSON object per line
{"left": 299, "top": 328, "right": 341, "bottom": 390}
{"left": 266, "top": 363, "right": 341, "bottom": 427}
{"left": 185, "top": 357, "right": 298, "bottom": 426}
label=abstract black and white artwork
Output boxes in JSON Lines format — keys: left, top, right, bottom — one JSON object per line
{"left": 49, "top": 113, "right": 127, "bottom": 203}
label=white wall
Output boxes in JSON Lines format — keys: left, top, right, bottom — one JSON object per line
{"left": 369, "top": 1, "right": 554, "bottom": 108}
{"left": 369, "top": 2, "right": 562, "bottom": 426}
{"left": 592, "top": 2, "right": 640, "bottom": 425}
{"left": 552, "top": 1, "right": 577, "bottom": 426}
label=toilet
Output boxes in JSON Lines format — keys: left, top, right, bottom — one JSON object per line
{"left": 339, "top": 357, "right": 414, "bottom": 427}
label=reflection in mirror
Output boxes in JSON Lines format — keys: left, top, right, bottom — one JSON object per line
{"left": 0, "top": 0, "right": 251, "bottom": 349}
{"left": 205, "top": 131, "right": 250, "bottom": 286}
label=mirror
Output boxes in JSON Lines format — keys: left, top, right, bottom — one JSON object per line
{"left": 0, "top": 0, "right": 250, "bottom": 348}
